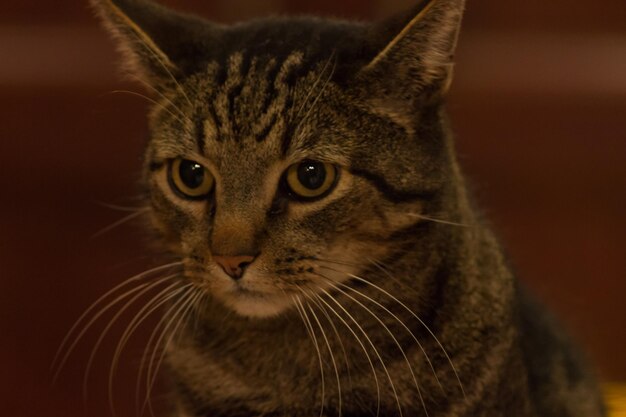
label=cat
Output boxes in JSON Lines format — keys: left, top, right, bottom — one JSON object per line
{"left": 89, "top": 0, "right": 607, "bottom": 415}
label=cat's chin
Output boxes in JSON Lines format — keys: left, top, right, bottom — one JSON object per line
{"left": 222, "top": 291, "right": 293, "bottom": 318}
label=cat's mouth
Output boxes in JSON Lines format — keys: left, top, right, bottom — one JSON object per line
{"left": 220, "top": 285, "right": 294, "bottom": 318}
{"left": 228, "top": 282, "right": 268, "bottom": 299}
{"left": 206, "top": 271, "right": 296, "bottom": 318}
{"left": 186, "top": 255, "right": 357, "bottom": 318}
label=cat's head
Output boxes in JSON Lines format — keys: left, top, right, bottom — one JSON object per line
{"left": 93, "top": 0, "right": 465, "bottom": 318}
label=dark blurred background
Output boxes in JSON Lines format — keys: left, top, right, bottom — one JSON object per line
{"left": 1, "top": 0, "right": 624, "bottom": 416}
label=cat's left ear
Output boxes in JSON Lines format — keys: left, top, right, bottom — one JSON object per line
{"left": 358, "top": 0, "right": 465, "bottom": 99}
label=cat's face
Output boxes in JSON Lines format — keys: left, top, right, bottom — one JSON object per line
{"left": 93, "top": 0, "right": 464, "bottom": 318}
{"left": 145, "top": 53, "right": 427, "bottom": 317}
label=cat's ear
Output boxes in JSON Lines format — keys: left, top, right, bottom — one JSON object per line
{"left": 358, "top": 0, "right": 465, "bottom": 99}
{"left": 90, "top": 0, "right": 219, "bottom": 88}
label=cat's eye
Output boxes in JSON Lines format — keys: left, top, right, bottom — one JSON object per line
{"left": 168, "top": 158, "right": 214, "bottom": 200}
{"left": 284, "top": 160, "right": 338, "bottom": 201}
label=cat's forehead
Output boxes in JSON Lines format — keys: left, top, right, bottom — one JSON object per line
{"left": 151, "top": 17, "right": 375, "bottom": 167}
{"left": 181, "top": 50, "right": 342, "bottom": 163}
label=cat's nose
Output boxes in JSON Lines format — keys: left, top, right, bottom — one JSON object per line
{"left": 213, "top": 254, "right": 257, "bottom": 280}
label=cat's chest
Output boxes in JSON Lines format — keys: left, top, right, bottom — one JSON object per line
{"left": 167, "top": 329, "right": 325, "bottom": 407}
{"left": 167, "top": 327, "right": 440, "bottom": 417}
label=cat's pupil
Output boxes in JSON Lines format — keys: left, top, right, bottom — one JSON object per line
{"left": 179, "top": 160, "right": 205, "bottom": 189}
{"left": 297, "top": 162, "right": 327, "bottom": 190}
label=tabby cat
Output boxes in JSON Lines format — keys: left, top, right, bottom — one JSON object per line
{"left": 90, "top": 0, "right": 606, "bottom": 415}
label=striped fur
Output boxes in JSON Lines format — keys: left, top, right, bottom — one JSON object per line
{"left": 92, "top": 0, "right": 606, "bottom": 416}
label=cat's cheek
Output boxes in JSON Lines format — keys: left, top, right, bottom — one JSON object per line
{"left": 318, "top": 238, "right": 387, "bottom": 283}
{"left": 363, "top": 200, "right": 426, "bottom": 238}
{"left": 146, "top": 173, "right": 216, "bottom": 254}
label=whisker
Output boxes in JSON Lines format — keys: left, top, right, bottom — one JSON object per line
{"left": 91, "top": 207, "right": 151, "bottom": 239}
{"left": 366, "top": 257, "right": 422, "bottom": 297}
{"left": 316, "top": 255, "right": 410, "bottom": 295}
{"left": 314, "top": 257, "right": 361, "bottom": 269}
{"left": 294, "top": 52, "right": 336, "bottom": 121}
{"left": 315, "top": 259, "right": 444, "bottom": 394}
{"left": 126, "top": 28, "right": 194, "bottom": 109}
{"left": 108, "top": 280, "right": 184, "bottom": 415}
{"left": 317, "top": 285, "right": 404, "bottom": 417}
{"left": 405, "top": 213, "right": 473, "bottom": 228}
{"left": 52, "top": 262, "right": 182, "bottom": 380}
{"left": 135, "top": 284, "right": 192, "bottom": 415}
{"left": 128, "top": 73, "right": 191, "bottom": 123}
{"left": 293, "top": 295, "right": 326, "bottom": 417}
{"left": 303, "top": 290, "right": 382, "bottom": 417}
{"left": 145, "top": 289, "right": 203, "bottom": 414}
{"left": 307, "top": 293, "right": 353, "bottom": 391}
{"left": 93, "top": 201, "right": 150, "bottom": 213}
{"left": 336, "top": 279, "right": 444, "bottom": 394}
{"left": 106, "top": 90, "right": 188, "bottom": 127}
{"left": 189, "top": 291, "right": 208, "bottom": 338}
{"left": 305, "top": 300, "right": 343, "bottom": 417}
{"left": 315, "top": 256, "right": 421, "bottom": 301}
{"left": 82, "top": 274, "right": 178, "bottom": 399}
{"left": 295, "top": 56, "right": 337, "bottom": 133}
{"left": 328, "top": 280, "right": 429, "bottom": 417}
{"left": 336, "top": 271, "right": 466, "bottom": 399}
{"left": 143, "top": 286, "right": 200, "bottom": 416}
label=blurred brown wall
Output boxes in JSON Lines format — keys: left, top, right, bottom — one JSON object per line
{"left": 1, "top": 1, "right": 624, "bottom": 417}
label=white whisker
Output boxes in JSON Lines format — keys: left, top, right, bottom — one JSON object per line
{"left": 82, "top": 274, "right": 178, "bottom": 399}
{"left": 142, "top": 286, "right": 200, "bottom": 416}
{"left": 304, "top": 290, "right": 382, "bottom": 417}
{"left": 106, "top": 90, "right": 188, "bottom": 127}
{"left": 318, "top": 288, "right": 404, "bottom": 417}
{"left": 330, "top": 280, "right": 429, "bottom": 417}
{"left": 294, "top": 52, "right": 336, "bottom": 121}
{"left": 52, "top": 262, "right": 182, "bottom": 381}
{"left": 293, "top": 295, "right": 326, "bottom": 417}
{"left": 366, "top": 257, "right": 422, "bottom": 297}
{"left": 91, "top": 207, "right": 151, "bottom": 239}
{"left": 315, "top": 255, "right": 423, "bottom": 299}
{"left": 316, "top": 259, "right": 445, "bottom": 394}
{"left": 135, "top": 283, "right": 192, "bottom": 415}
{"left": 108, "top": 280, "right": 184, "bottom": 415}
{"left": 93, "top": 201, "right": 149, "bottom": 213}
{"left": 406, "top": 213, "right": 473, "bottom": 228}
{"left": 306, "top": 301, "right": 343, "bottom": 417}
{"left": 337, "top": 279, "right": 443, "bottom": 393}
{"left": 128, "top": 73, "right": 191, "bottom": 123}
{"left": 340, "top": 272, "right": 466, "bottom": 399}
{"left": 126, "top": 29, "right": 194, "bottom": 109}
{"left": 295, "top": 56, "right": 337, "bottom": 133}
{"left": 307, "top": 293, "right": 353, "bottom": 391}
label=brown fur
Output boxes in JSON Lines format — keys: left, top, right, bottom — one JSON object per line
{"left": 91, "top": 0, "right": 606, "bottom": 415}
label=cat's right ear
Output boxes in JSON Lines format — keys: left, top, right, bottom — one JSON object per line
{"left": 90, "top": 0, "right": 219, "bottom": 89}
{"left": 356, "top": 0, "right": 465, "bottom": 102}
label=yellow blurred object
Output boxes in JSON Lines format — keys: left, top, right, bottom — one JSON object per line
{"left": 606, "top": 383, "right": 626, "bottom": 417}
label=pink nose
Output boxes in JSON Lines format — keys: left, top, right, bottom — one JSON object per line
{"left": 213, "top": 254, "right": 256, "bottom": 280}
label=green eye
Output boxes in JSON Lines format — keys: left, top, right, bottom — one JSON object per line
{"left": 284, "top": 160, "right": 338, "bottom": 200}
{"left": 168, "top": 158, "right": 214, "bottom": 199}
